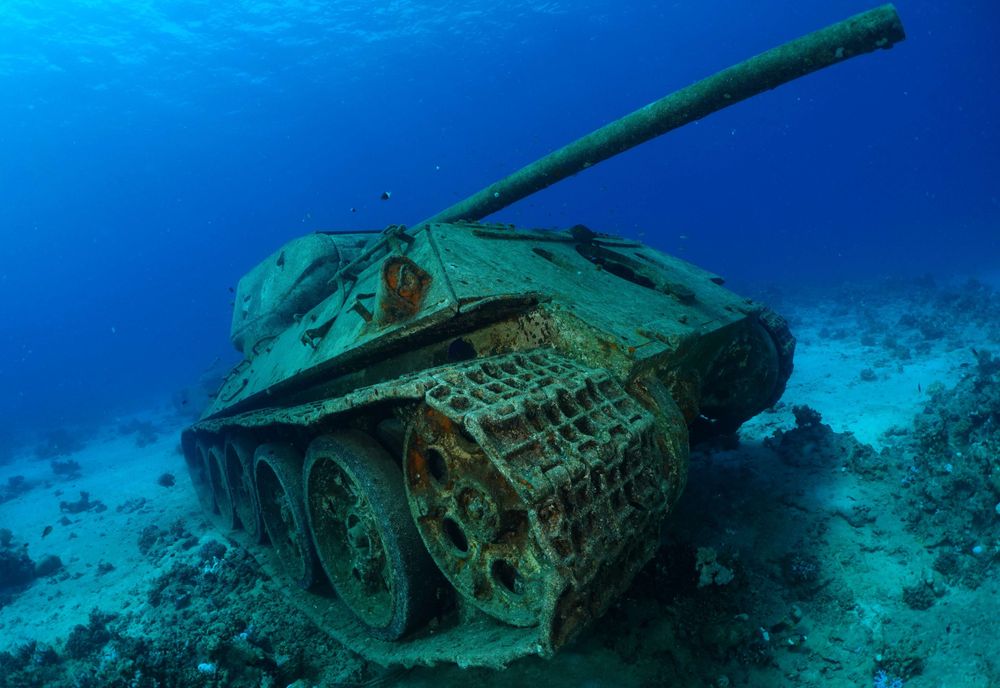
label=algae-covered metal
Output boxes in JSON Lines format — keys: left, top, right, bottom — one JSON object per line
{"left": 184, "top": 224, "right": 793, "bottom": 666}
{"left": 181, "top": 5, "right": 903, "bottom": 669}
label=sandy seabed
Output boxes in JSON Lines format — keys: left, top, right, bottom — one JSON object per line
{"left": 2, "top": 274, "right": 999, "bottom": 688}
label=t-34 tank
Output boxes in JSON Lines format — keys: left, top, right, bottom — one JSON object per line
{"left": 181, "top": 5, "right": 904, "bottom": 668}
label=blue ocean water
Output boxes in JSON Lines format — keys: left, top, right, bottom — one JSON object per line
{"left": 0, "top": 0, "right": 996, "bottom": 441}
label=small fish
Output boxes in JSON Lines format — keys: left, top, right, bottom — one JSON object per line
{"left": 381, "top": 191, "right": 391, "bottom": 201}
{"left": 917, "top": 383, "right": 922, "bottom": 393}
{"left": 350, "top": 207, "right": 357, "bottom": 213}
{"left": 971, "top": 347, "right": 979, "bottom": 357}
{"left": 42, "top": 525, "right": 53, "bottom": 538}
{"left": 227, "top": 286, "right": 234, "bottom": 293}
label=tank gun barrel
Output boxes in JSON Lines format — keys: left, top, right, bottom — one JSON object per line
{"left": 418, "top": 4, "right": 905, "bottom": 227}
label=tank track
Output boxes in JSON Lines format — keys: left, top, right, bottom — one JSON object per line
{"left": 408, "top": 350, "right": 683, "bottom": 648}
{"left": 182, "top": 348, "right": 685, "bottom": 667}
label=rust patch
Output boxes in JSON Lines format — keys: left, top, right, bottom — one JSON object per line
{"left": 407, "top": 445, "right": 429, "bottom": 489}
{"left": 378, "top": 256, "right": 431, "bottom": 324}
{"left": 404, "top": 403, "right": 545, "bottom": 628}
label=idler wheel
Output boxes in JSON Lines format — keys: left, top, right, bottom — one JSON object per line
{"left": 187, "top": 439, "right": 217, "bottom": 516}
{"left": 304, "top": 431, "right": 439, "bottom": 640}
{"left": 404, "top": 407, "right": 547, "bottom": 628}
{"left": 224, "top": 435, "right": 265, "bottom": 544}
{"left": 206, "top": 444, "right": 237, "bottom": 530}
{"left": 697, "top": 316, "right": 784, "bottom": 434}
{"left": 756, "top": 307, "right": 796, "bottom": 408}
{"left": 255, "top": 443, "right": 317, "bottom": 589}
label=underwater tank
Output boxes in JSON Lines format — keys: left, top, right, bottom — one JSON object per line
{"left": 181, "top": 5, "right": 904, "bottom": 668}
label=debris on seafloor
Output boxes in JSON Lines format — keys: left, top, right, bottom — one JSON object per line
{"left": 58, "top": 491, "right": 106, "bottom": 515}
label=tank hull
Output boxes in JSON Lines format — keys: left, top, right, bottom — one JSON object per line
{"left": 182, "top": 223, "right": 794, "bottom": 667}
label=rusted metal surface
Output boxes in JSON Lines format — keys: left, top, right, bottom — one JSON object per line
{"left": 404, "top": 349, "right": 684, "bottom": 647}
{"left": 378, "top": 256, "right": 432, "bottom": 324}
{"left": 180, "top": 219, "right": 797, "bottom": 665}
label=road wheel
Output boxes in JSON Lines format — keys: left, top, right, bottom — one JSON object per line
{"left": 224, "top": 435, "right": 265, "bottom": 543}
{"left": 305, "top": 431, "right": 439, "bottom": 640}
{"left": 206, "top": 444, "right": 237, "bottom": 531}
{"left": 255, "top": 443, "right": 317, "bottom": 589}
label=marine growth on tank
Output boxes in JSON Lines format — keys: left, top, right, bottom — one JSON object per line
{"left": 0, "top": 2, "right": 997, "bottom": 687}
